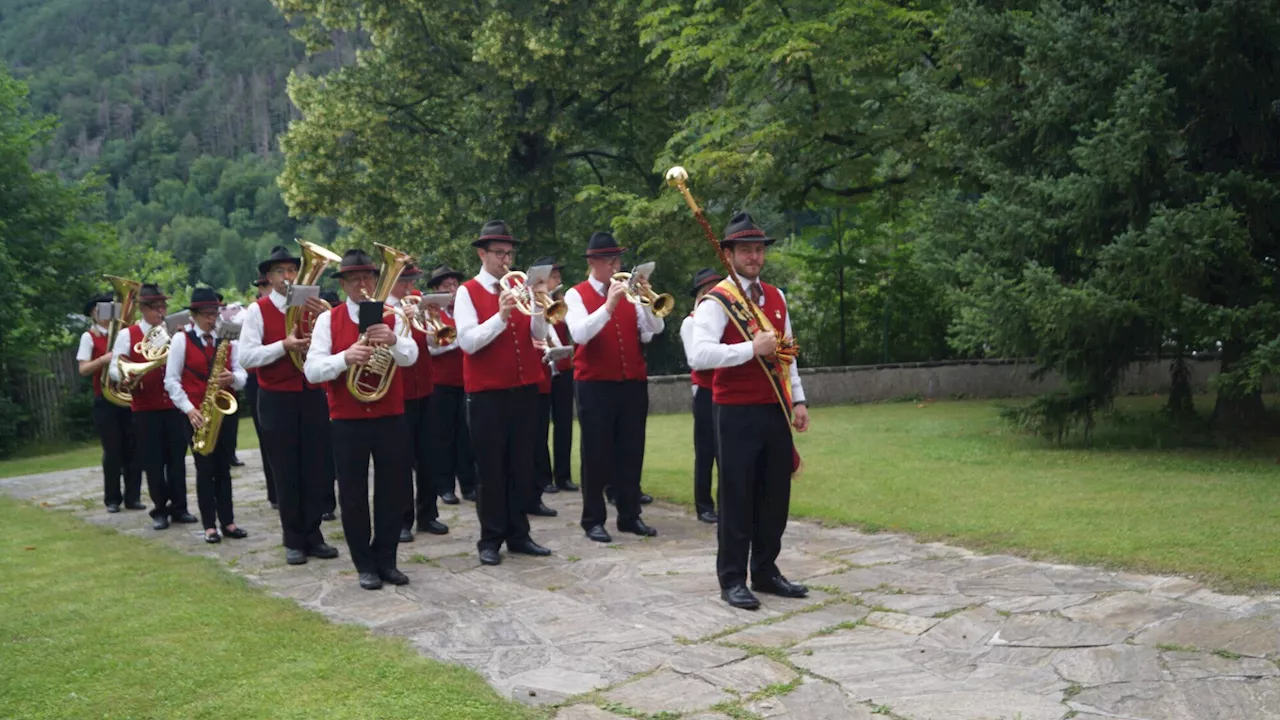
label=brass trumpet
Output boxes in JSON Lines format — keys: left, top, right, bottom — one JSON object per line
{"left": 612, "top": 272, "right": 674, "bottom": 318}
{"left": 346, "top": 244, "right": 414, "bottom": 403}
{"left": 101, "top": 275, "right": 141, "bottom": 407}
{"left": 284, "top": 239, "right": 342, "bottom": 371}
{"left": 400, "top": 294, "right": 456, "bottom": 346}
{"left": 499, "top": 267, "right": 565, "bottom": 320}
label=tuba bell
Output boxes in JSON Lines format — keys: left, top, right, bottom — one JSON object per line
{"left": 101, "top": 275, "right": 141, "bottom": 407}
{"left": 284, "top": 239, "right": 342, "bottom": 371}
{"left": 346, "top": 243, "right": 414, "bottom": 403}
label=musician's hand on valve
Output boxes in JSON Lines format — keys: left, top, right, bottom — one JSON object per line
{"left": 304, "top": 297, "right": 330, "bottom": 316}
{"left": 365, "top": 323, "right": 395, "bottom": 346}
{"left": 605, "top": 279, "right": 628, "bottom": 311}
{"left": 752, "top": 331, "right": 778, "bottom": 357}
{"left": 283, "top": 326, "right": 310, "bottom": 353}
{"left": 498, "top": 289, "right": 518, "bottom": 320}
{"left": 187, "top": 409, "right": 206, "bottom": 429}
{"left": 216, "top": 370, "right": 235, "bottom": 389}
{"left": 98, "top": 352, "right": 114, "bottom": 369}
{"left": 343, "top": 343, "right": 374, "bottom": 366}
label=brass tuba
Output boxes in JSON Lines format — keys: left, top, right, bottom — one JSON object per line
{"left": 192, "top": 339, "right": 238, "bottom": 456}
{"left": 284, "top": 240, "right": 342, "bottom": 371}
{"left": 101, "top": 275, "right": 141, "bottom": 407}
{"left": 346, "top": 243, "right": 414, "bottom": 403}
{"left": 612, "top": 271, "right": 675, "bottom": 318}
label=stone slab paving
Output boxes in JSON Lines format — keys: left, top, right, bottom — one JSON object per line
{"left": 6, "top": 457, "right": 1280, "bottom": 719}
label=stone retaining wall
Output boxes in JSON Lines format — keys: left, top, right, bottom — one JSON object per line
{"left": 644, "top": 357, "right": 1224, "bottom": 415}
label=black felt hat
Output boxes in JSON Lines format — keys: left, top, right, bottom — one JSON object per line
{"left": 253, "top": 274, "right": 270, "bottom": 288}
{"left": 400, "top": 263, "right": 424, "bottom": 280}
{"left": 330, "top": 248, "right": 380, "bottom": 279}
{"left": 187, "top": 287, "right": 225, "bottom": 311}
{"left": 426, "top": 264, "right": 465, "bottom": 288}
{"left": 84, "top": 292, "right": 113, "bottom": 317}
{"left": 472, "top": 220, "right": 521, "bottom": 249}
{"left": 257, "top": 244, "right": 302, "bottom": 275}
{"left": 137, "top": 283, "right": 169, "bottom": 305}
{"left": 531, "top": 255, "right": 562, "bottom": 270}
{"left": 720, "top": 212, "right": 776, "bottom": 247}
{"left": 319, "top": 289, "right": 341, "bottom": 305}
{"left": 689, "top": 268, "right": 723, "bottom": 297}
{"left": 583, "top": 231, "right": 626, "bottom": 258}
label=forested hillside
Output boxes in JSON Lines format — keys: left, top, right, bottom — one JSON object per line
{"left": 0, "top": 0, "right": 347, "bottom": 292}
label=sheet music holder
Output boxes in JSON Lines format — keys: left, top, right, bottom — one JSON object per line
{"left": 286, "top": 284, "right": 320, "bottom": 307}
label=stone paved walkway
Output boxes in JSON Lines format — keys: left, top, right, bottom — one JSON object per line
{"left": 5, "top": 455, "right": 1280, "bottom": 719}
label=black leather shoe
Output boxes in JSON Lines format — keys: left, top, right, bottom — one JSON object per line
{"left": 174, "top": 512, "right": 199, "bottom": 524}
{"left": 527, "top": 503, "right": 558, "bottom": 517}
{"left": 618, "top": 519, "right": 657, "bottom": 537}
{"left": 125, "top": 501, "right": 147, "bottom": 511}
{"left": 221, "top": 526, "right": 248, "bottom": 539}
{"left": 479, "top": 549, "right": 501, "bottom": 566}
{"left": 270, "top": 502, "right": 280, "bottom": 510}
{"left": 752, "top": 575, "right": 809, "bottom": 599}
{"left": 440, "top": 492, "right": 460, "bottom": 505}
{"left": 542, "top": 483, "right": 559, "bottom": 494}
{"left": 106, "top": 503, "right": 121, "bottom": 514}
{"left": 358, "top": 572, "right": 383, "bottom": 590}
{"left": 399, "top": 526, "right": 414, "bottom": 543}
{"left": 152, "top": 516, "right": 170, "bottom": 530}
{"left": 378, "top": 567, "right": 410, "bottom": 586}
{"left": 640, "top": 493, "right": 654, "bottom": 505}
{"left": 721, "top": 584, "right": 761, "bottom": 610}
{"left": 286, "top": 548, "right": 307, "bottom": 565}
{"left": 229, "top": 456, "right": 245, "bottom": 467}
{"left": 508, "top": 539, "right": 551, "bottom": 557}
{"left": 585, "top": 525, "right": 612, "bottom": 543}
{"left": 461, "top": 490, "right": 477, "bottom": 502}
{"left": 418, "top": 519, "right": 448, "bottom": 535}
{"left": 698, "top": 510, "right": 719, "bottom": 524}
{"left": 556, "top": 479, "right": 579, "bottom": 492}
{"left": 204, "top": 532, "right": 221, "bottom": 544}
{"left": 307, "top": 543, "right": 339, "bottom": 559}
{"left": 321, "top": 512, "right": 337, "bottom": 521}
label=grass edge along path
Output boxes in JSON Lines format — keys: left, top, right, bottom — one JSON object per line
{"left": 0, "top": 496, "right": 538, "bottom": 720}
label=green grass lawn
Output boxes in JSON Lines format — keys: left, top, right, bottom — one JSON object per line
{"left": 639, "top": 397, "right": 1280, "bottom": 592}
{"left": 0, "top": 495, "right": 535, "bottom": 720}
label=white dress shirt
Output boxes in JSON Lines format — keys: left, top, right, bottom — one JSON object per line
{"left": 76, "top": 325, "right": 108, "bottom": 362}
{"left": 428, "top": 306, "right": 460, "bottom": 357}
{"left": 453, "top": 268, "right": 548, "bottom": 355}
{"left": 237, "top": 290, "right": 288, "bottom": 370}
{"left": 109, "top": 319, "right": 157, "bottom": 382}
{"left": 303, "top": 298, "right": 419, "bottom": 384}
{"left": 564, "top": 274, "right": 664, "bottom": 346}
{"left": 689, "top": 275, "right": 806, "bottom": 404}
{"left": 679, "top": 314, "right": 700, "bottom": 397}
{"left": 164, "top": 330, "right": 249, "bottom": 414}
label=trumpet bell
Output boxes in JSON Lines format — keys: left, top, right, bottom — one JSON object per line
{"left": 544, "top": 299, "right": 568, "bottom": 324}
{"left": 648, "top": 292, "right": 675, "bottom": 318}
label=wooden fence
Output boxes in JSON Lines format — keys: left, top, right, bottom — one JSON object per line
{"left": 15, "top": 347, "right": 83, "bottom": 443}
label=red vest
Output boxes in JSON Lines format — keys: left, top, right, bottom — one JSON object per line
{"left": 398, "top": 301, "right": 435, "bottom": 401}
{"left": 255, "top": 296, "right": 315, "bottom": 392}
{"left": 553, "top": 323, "right": 573, "bottom": 373}
{"left": 126, "top": 324, "right": 174, "bottom": 412}
{"left": 460, "top": 279, "right": 543, "bottom": 393}
{"left": 571, "top": 280, "right": 647, "bottom": 382}
{"left": 178, "top": 332, "right": 229, "bottom": 408}
{"left": 432, "top": 310, "right": 464, "bottom": 387}
{"left": 323, "top": 306, "right": 405, "bottom": 420}
{"left": 89, "top": 331, "right": 109, "bottom": 396}
{"left": 687, "top": 313, "right": 715, "bottom": 389}
{"left": 712, "top": 282, "right": 789, "bottom": 406}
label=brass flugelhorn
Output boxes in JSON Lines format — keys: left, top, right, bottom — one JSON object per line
{"left": 612, "top": 271, "right": 675, "bottom": 318}
{"left": 499, "top": 266, "right": 565, "bottom": 320}
{"left": 401, "top": 294, "right": 456, "bottom": 346}
{"left": 284, "top": 240, "right": 342, "bottom": 371}
{"left": 346, "top": 244, "right": 413, "bottom": 403}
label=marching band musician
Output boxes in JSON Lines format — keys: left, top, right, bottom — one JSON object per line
{"left": 163, "top": 288, "right": 249, "bottom": 544}
{"left": 424, "top": 265, "right": 477, "bottom": 504}
{"left": 455, "top": 220, "right": 554, "bottom": 566}
{"left": 564, "top": 232, "right": 665, "bottom": 544}
{"left": 244, "top": 275, "right": 277, "bottom": 509}
{"left": 689, "top": 212, "right": 811, "bottom": 610}
{"left": 386, "top": 263, "right": 449, "bottom": 543}
{"left": 681, "top": 269, "right": 723, "bottom": 524}
{"left": 318, "top": 289, "right": 342, "bottom": 522}
{"left": 533, "top": 256, "right": 578, "bottom": 495}
{"left": 110, "top": 283, "right": 197, "bottom": 530}
{"left": 238, "top": 246, "right": 341, "bottom": 566}
{"left": 77, "top": 293, "right": 144, "bottom": 514}
{"left": 304, "top": 249, "right": 419, "bottom": 591}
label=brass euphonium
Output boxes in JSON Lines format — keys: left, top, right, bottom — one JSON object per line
{"left": 400, "top": 295, "right": 456, "bottom": 346}
{"left": 346, "top": 243, "right": 414, "bottom": 403}
{"left": 285, "top": 239, "right": 342, "bottom": 371}
{"left": 192, "top": 339, "right": 238, "bottom": 456}
{"left": 612, "top": 271, "right": 675, "bottom": 318}
{"left": 101, "top": 275, "right": 141, "bottom": 407}
{"left": 118, "top": 325, "right": 172, "bottom": 390}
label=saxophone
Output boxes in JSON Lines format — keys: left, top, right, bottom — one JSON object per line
{"left": 192, "top": 340, "right": 239, "bottom": 456}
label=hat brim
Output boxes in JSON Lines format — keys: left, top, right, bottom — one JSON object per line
{"left": 690, "top": 276, "right": 723, "bottom": 297}
{"left": 330, "top": 266, "right": 381, "bottom": 279}
{"left": 472, "top": 237, "right": 522, "bottom": 249}
{"left": 258, "top": 256, "right": 302, "bottom": 275}
{"left": 720, "top": 237, "right": 776, "bottom": 248}
{"left": 426, "top": 271, "right": 465, "bottom": 287}
{"left": 138, "top": 295, "right": 170, "bottom": 304}
{"left": 188, "top": 301, "right": 225, "bottom": 311}
{"left": 584, "top": 248, "right": 627, "bottom": 258}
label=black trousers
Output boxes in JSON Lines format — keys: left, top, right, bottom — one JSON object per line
{"left": 430, "top": 385, "right": 476, "bottom": 496}
{"left": 258, "top": 388, "right": 330, "bottom": 551}
{"left": 693, "top": 386, "right": 717, "bottom": 515}
{"left": 468, "top": 385, "right": 535, "bottom": 552}
{"left": 136, "top": 408, "right": 189, "bottom": 519}
{"left": 576, "top": 380, "right": 647, "bottom": 530}
{"left": 550, "top": 370, "right": 574, "bottom": 483}
{"left": 402, "top": 395, "right": 439, "bottom": 528}
{"left": 244, "top": 373, "right": 276, "bottom": 504}
{"left": 332, "top": 415, "right": 412, "bottom": 574}
{"left": 93, "top": 396, "right": 142, "bottom": 507}
{"left": 715, "top": 403, "right": 793, "bottom": 589}
{"left": 223, "top": 390, "right": 240, "bottom": 456}
{"left": 533, "top": 391, "right": 552, "bottom": 503}
{"left": 185, "top": 416, "right": 235, "bottom": 531}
